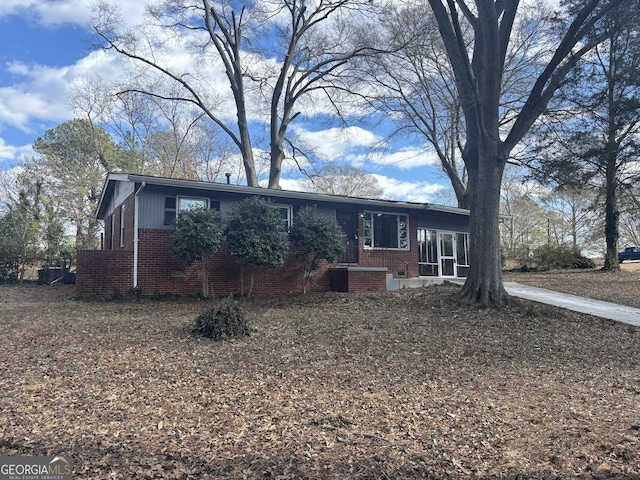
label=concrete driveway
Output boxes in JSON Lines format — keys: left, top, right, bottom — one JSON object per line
{"left": 504, "top": 282, "right": 640, "bottom": 327}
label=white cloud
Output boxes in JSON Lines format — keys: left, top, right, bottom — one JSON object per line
{"left": 0, "top": 139, "right": 33, "bottom": 164}
{"left": 373, "top": 174, "right": 445, "bottom": 203}
{"left": 294, "top": 126, "right": 384, "bottom": 161}
{"left": 0, "top": 50, "right": 125, "bottom": 133}
{"left": 278, "top": 178, "right": 307, "bottom": 193}
{"left": 280, "top": 173, "right": 446, "bottom": 203}
{"left": 0, "top": 0, "right": 147, "bottom": 28}
{"left": 363, "top": 147, "right": 441, "bottom": 170}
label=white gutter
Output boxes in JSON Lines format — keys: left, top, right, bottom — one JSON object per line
{"left": 133, "top": 181, "right": 146, "bottom": 289}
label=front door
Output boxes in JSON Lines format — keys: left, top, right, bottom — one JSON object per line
{"left": 336, "top": 210, "right": 358, "bottom": 264}
{"left": 439, "top": 232, "right": 456, "bottom": 277}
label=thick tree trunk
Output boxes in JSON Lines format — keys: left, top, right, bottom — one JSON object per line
{"left": 237, "top": 107, "right": 259, "bottom": 187}
{"left": 268, "top": 144, "right": 284, "bottom": 189}
{"left": 459, "top": 142, "right": 510, "bottom": 306}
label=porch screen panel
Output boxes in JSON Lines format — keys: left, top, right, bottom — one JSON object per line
{"left": 456, "top": 233, "right": 470, "bottom": 277}
{"left": 418, "top": 228, "right": 438, "bottom": 276}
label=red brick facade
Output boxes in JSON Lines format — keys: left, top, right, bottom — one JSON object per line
{"left": 103, "top": 194, "right": 136, "bottom": 251}
{"left": 78, "top": 207, "right": 423, "bottom": 297}
{"left": 329, "top": 267, "right": 388, "bottom": 292}
{"left": 80, "top": 174, "right": 471, "bottom": 298}
{"left": 76, "top": 219, "right": 414, "bottom": 298}
{"left": 76, "top": 249, "right": 134, "bottom": 298}
{"left": 77, "top": 228, "right": 341, "bottom": 298}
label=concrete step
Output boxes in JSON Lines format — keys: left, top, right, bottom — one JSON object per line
{"left": 386, "top": 274, "right": 400, "bottom": 291}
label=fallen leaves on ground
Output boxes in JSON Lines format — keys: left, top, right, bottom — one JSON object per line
{"left": 0, "top": 280, "right": 639, "bottom": 479}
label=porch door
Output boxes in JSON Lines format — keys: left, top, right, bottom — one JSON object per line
{"left": 336, "top": 210, "right": 358, "bottom": 264}
{"left": 438, "top": 232, "right": 456, "bottom": 277}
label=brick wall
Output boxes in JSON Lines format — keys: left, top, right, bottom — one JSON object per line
{"left": 77, "top": 214, "right": 419, "bottom": 298}
{"left": 329, "top": 267, "right": 388, "bottom": 292}
{"left": 104, "top": 194, "right": 136, "bottom": 252}
{"left": 76, "top": 249, "right": 134, "bottom": 297}
{"left": 77, "top": 229, "right": 331, "bottom": 298}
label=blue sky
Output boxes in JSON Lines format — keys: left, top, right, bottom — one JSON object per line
{"left": 0, "top": 1, "right": 451, "bottom": 204}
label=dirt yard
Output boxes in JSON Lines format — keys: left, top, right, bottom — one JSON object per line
{"left": 1, "top": 270, "right": 639, "bottom": 479}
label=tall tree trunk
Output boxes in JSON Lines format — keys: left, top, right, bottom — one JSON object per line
{"left": 268, "top": 144, "right": 284, "bottom": 189}
{"left": 237, "top": 100, "right": 259, "bottom": 187}
{"left": 459, "top": 140, "right": 510, "bottom": 305}
{"left": 603, "top": 157, "right": 620, "bottom": 270}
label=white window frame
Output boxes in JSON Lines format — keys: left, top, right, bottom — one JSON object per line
{"left": 272, "top": 204, "right": 293, "bottom": 232}
{"left": 363, "top": 211, "right": 409, "bottom": 250}
{"left": 418, "top": 228, "right": 438, "bottom": 275}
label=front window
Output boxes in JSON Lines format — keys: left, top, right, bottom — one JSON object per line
{"left": 273, "top": 204, "right": 293, "bottom": 232}
{"left": 164, "top": 196, "right": 219, "bottom": 226}
{"left": 178, "top": 197, "right": 209, "bottom": 211}
{"left": 363, "top": 212, "right": 409, "bottom": 249}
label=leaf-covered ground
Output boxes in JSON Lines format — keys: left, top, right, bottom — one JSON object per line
{"left": 1, "top": 275, "right": 639, "bottom": 479}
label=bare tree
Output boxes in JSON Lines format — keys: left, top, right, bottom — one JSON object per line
{"left": 361, "top": 5, "right": 469, "bottom": 207}
{"left": 500, "top": 167, "right": 546, "bottom": 262}
{"left": 301, "top": 164, "right": 382, "bottom": 198}
{"left": 254, "top": 0, "right": 382, "bottom": 188}
{"left": 359, "top": 3, "right": 553, "bottom": 210}
{"left": 70, "top": 75, "right": 163, "bottom": 173}
{"left": 619, "top": 185, "right": 640, "bottom": 247}
{"left": 143, "top": 93, "right": 204, "bottom": 179}
{"left": 540, "top": 186, "right": 603, "bottom": 254}
{"left": 426, "top": 0, "right": 628, "bottom": 305}
{"left": 93, "top": 0, "right": 381, "bottom": 189}
{"left": 70, "top": 75, "right": 241, "bottom": 182}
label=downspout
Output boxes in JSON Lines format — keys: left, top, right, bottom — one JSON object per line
{"left": 133, "top": 181, "right": 146, "bottom": 289}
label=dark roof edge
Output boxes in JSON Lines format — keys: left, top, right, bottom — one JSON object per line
{"left": 98, "top": 172, "right": 471, "bottom": 218}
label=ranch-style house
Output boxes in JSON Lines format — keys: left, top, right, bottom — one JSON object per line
{"left": 76, "top": 173, "right": 471, "bottom": 297}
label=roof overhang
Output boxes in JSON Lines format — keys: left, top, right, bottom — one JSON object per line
{"left": 96, "top": 173, "right": 471, "bottom": 219}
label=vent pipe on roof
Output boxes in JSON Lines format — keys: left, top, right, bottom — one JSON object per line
{"left": 225, "top": 173, "right": 231, "bottom": 184}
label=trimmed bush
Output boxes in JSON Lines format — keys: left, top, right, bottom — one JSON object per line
{"left": 170, "top": 206, "right": 223, "bottom": 298}
{"left": 290, "top": 206, "right": 346, "bottom": 293}
{"left": 192, "top": 297, "right": 250, "bottom": 341}
{"left": 224, "top": 197, "right": 290, "bottom": 296}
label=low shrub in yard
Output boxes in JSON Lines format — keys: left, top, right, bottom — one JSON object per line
{"left": 530, "top": 244, "right": 595, "bottom": 270}
{"left": 192, "top": 297, "right": 250, "bottom": 340}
